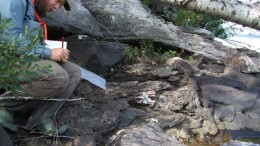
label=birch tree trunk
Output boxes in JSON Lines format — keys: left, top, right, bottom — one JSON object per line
{"left": 158, "top": 0, "right": 260, "bottom": 30}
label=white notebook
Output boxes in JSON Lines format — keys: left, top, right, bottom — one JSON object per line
{"left": 45, "top": 40, "right": 67, "bottom": 49}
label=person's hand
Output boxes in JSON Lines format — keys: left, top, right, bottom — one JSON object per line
{"left": 51, "top": 48, "right": 70, "bottom": 63}
{"left": 60, "top": 49, "right": 70, "bottom": 63}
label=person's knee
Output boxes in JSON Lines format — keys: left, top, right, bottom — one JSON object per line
{"left": 42, "top": 70, "right": 70, "bottom": 98}
{"left": 66, "top": 63, "right": 81, "bottom": 84}
{"left": 73, "top": 66, "right": 81, "bottom": 84}
{"left": 54, "top": 71, "right": 70, "bottom": 94}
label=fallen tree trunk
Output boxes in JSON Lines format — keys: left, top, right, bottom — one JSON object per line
{"left": 158, "top": 0, "right": 260, "bottom": 30}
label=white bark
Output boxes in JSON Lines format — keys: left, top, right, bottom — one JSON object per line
{"left": 159, "top": 0, "right": 260, "bottom": 30}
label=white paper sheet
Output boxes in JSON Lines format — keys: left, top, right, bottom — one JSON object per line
{"left": 80, "top": 67, "right": 107, "bottom": 90}
{"left": 45, "top": 40, "right": 67, "bottom": 49}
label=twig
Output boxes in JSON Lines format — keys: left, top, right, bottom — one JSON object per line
{"left": 16, "top": 126, "right": 75, "bottom": 141}
{"left": 0, "top": 91, "right": 12, "bottom": 97}
{"left": 98, "top": 22, "right": 120, "bottom": 45}
{"left": 0, "top": 93, "right": 89, "bottom": 101}
{"left": 12, "top": 135, "right": 75, "bottom": 142}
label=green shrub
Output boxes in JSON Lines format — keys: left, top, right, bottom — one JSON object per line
{"left": 0, "top": 17, "right": 51, "bottom": 95}
{"left": 125, "top": 40, "right": 184, "bottom": 64}
{"left": 175, "top": 9, "right": 230, "bottom": 39}
{"left": 125, "top": 45, "right": 139, "bottom": 61}
{"left": 140, "top": 0, "right": 150, "bottom": 6}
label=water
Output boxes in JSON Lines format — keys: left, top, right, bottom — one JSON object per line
{"left": 221, "top": 129, "right": 260, "bottom": 146}
{"left": 188, "top": 129, "right": 260, "bottom": 146}
{"left": 188, "top": 139, "right": 260, "bottom": 146}
{"left": 222, "top": 140, "right": 260, "bottom": 146}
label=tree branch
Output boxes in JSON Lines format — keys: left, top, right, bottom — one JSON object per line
{"left": 0, "top": 91, "right": 88, "bottom": 101}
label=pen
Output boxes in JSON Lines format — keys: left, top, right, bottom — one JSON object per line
{"left": 62, "top": 37, "right": 64, "bottom": 48}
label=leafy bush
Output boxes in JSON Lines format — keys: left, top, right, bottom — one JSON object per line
{"left": 175, "top": 9, "right": 230, "bottom": 39}
{"left": 125, "top": 40, "right": 184, "bottom": 64}
{"left": 0, "top": 17, "right": 51, "bottom": 95}
{"left": 140, "top": 0, "right": 150, "bottom": 6}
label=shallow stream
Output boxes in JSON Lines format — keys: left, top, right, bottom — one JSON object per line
{"left": 189, "top": 129, "right": 260, "bottom": 146}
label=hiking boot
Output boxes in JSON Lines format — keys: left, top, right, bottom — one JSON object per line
{"left": 0, "top": 109, "right": 18, "bottom": 133}
{"left": 36, "top": 123, "right": 68, "bottom": 135}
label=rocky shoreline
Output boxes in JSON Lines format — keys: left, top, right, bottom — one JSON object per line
{"left": 4, "top": 0, "right": 260, "bottom": 145}
{"left": 7, "top": 52, "right": 260, "bottom": 145}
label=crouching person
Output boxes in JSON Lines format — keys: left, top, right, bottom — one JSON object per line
{"left": 0, "top": 0, "right": 81, "bottom": 139}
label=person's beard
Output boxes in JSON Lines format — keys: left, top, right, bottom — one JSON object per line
{"left": 34, "top": 0, "right": 48, "bottom": 17}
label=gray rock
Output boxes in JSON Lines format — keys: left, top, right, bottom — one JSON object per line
{"left": 190, "top": 118, "right": 203, "bottom": 129}
{"left": 224, "top": 112, "right": 260, "bottom": 131}
{"left": 151, "top": 66, "right": 173, "bottom": 78}
{"left": 137, "top": 81, "right": 173, "bottom": 93}
{"left": 47, "top": 0, "right": 103, "bottom": 38}
{"left": 202, "top": 119, "right": 218, "bottom": 136}
{"left": 72, "top": 136, "right": 96, "bottom": 146}
{"left": 214, "top": 105, "right": 236, "bottom": 122}
{"left": 118, "top": 108, "right": 146, "bottom": 127}
{"left": 65, "top": 36, "right": 126, "bottom": 73}
{"left": 178, "top": 127, "right": 191, "bottom": 140}
{"left": 148, "top": 1, "right": 179, "bottom": 23}
{"left": 82, "top": 0, "right": 234, "bottom": 63}
{"left": 243, "top": 97, "right": 260, "bottom": 119}
{"left": 162, "top": 78, "right": 201, "bottom": 112}
{"left": 239, "top": 54, "right": 260, "bottom": 73}
{"left": 166, "top": 57, "right": 194, "bottom": 76}
{"left": 168, "top": 76, "right": 181, "bottom": 82}
{"left": 46, "top": 0, "right": 260, "bottom": 65}
{"left": 201, "top": 84, "right": 258, "bottom": 111}
{"left": 105, "top": 124, "right": 186, "bottom": 146}
{"left": 179, "top": 26, "right": 214, "bottom": 40}
{"left": 157, "top": 114, "right": 186, "bottom": 129}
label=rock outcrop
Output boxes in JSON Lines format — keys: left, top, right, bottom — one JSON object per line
{"left": 6, "top": 0, "right": 259, "bottom": 145}
{"left": 8, "top": 55, "right": 260, "bottom": 145}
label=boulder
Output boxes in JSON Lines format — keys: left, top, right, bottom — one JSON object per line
{"left": 105, "top": 124, "right": 186, "bottom": 146}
